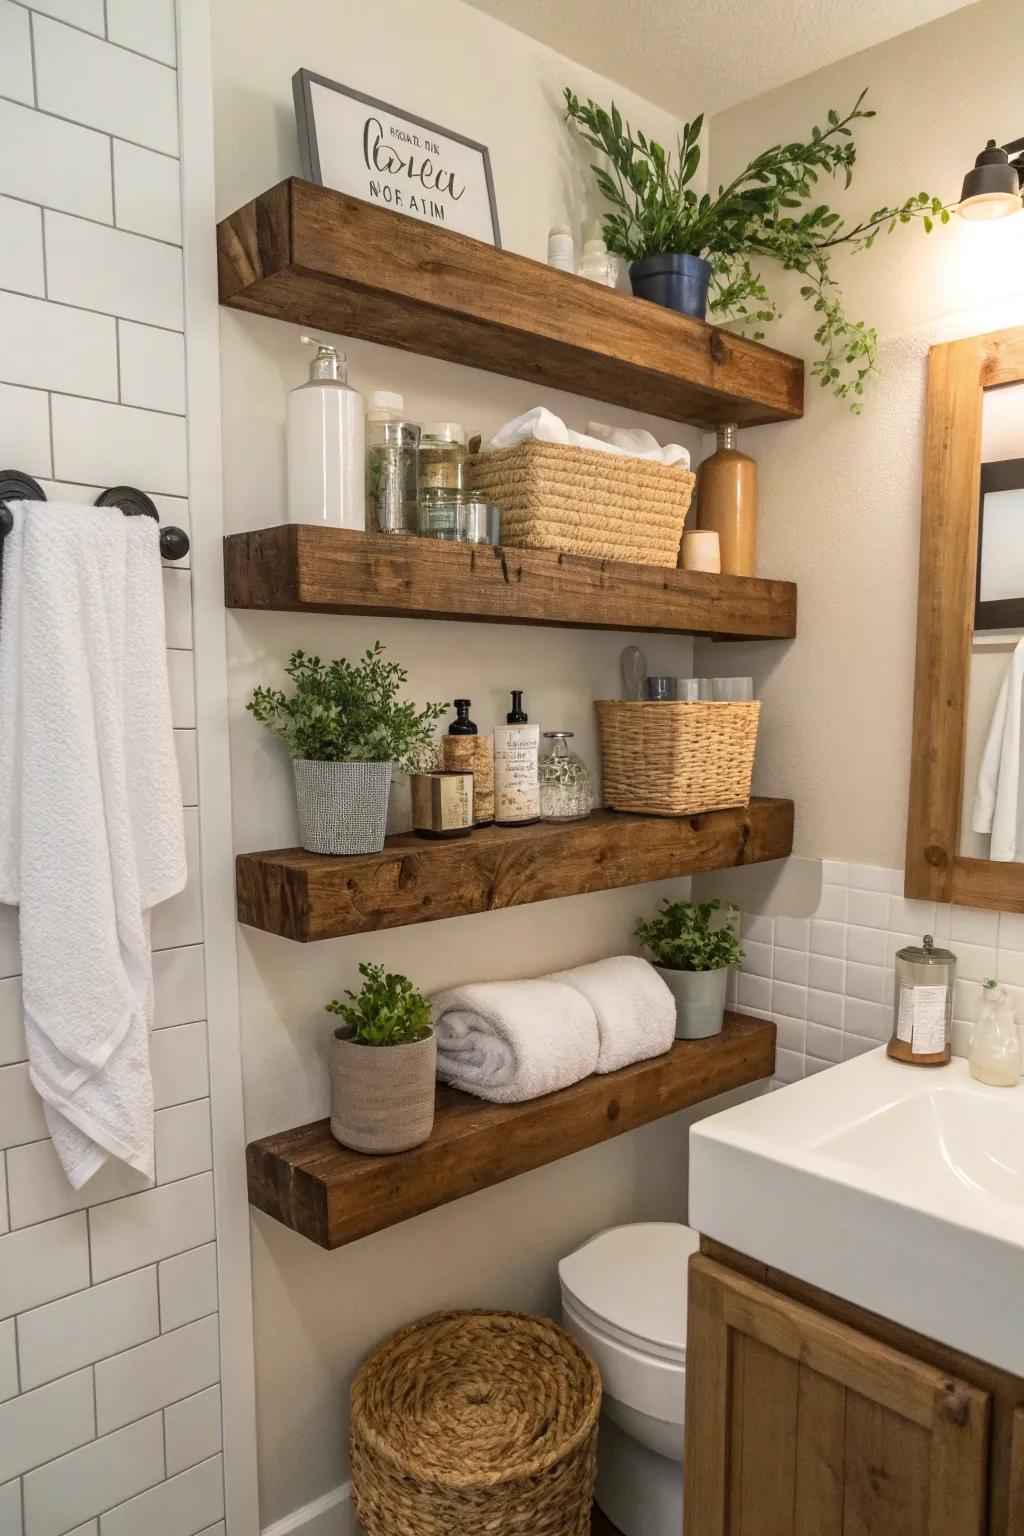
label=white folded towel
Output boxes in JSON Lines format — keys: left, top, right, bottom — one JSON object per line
{"left": 431, "top": 979, "right": 599, "bottom": 1103}
{"left": 484, "top": 407, "right": 691, "bottom": 469}
{"left": 547, "top": 956, "right": 676, "bottom": 1074}
{"left": 0, "top": 501, "right": 186, "bottom": 1187}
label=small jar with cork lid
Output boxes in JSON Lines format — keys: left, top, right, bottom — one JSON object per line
{"left": 887, "top": 934, "right": 956, "bottom": 1067}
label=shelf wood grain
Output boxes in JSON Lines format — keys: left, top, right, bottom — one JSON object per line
{"left": 223, "top": 525, "right": 797, "bottom": 641}
{"left": 247, "top": 1014, "right": 776, "bottom": 1249}
{"left": 217, "top": 179, "right": 804, "bottom": 430}
{"left": 236, "top": 798, "right": 794, "bottom": 942}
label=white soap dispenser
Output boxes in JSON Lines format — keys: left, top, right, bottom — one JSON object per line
{"left": 969, "top": 980, "right": 1022, "bottom": 1086}
{"left": 286, "top": 334, "right": 365, "bottom": 529}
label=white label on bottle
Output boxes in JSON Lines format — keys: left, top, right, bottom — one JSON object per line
{"left": 897, "top": 984, "right": 948, "bottom": 1053}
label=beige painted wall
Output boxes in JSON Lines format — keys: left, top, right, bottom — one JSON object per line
{"left": 698, "top": 0, "right": 1024, "bottom": 870}
{"left": 209, "top": 2, "right": 731, "bottom": 1524}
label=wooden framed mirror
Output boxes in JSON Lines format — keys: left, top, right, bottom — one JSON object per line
{"left": 906, "top": 325, "right": 1024, "bottom": 910}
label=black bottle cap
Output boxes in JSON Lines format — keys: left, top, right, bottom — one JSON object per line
{"left": 449, "top": 699, "right": 478, "bottom": 735}
{"left": 507, "top": 689, "right": 527, "bottom": 723}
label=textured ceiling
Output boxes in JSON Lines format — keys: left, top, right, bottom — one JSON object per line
{"left": 461, "top": 0, "right": 978, "bottom": 117}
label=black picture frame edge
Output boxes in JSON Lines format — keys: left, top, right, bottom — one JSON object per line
{"left": 290, "top": 67, "right": 502, "bottom": 249}
{"left": 974, "top": 457, "right": 1024, "bottom": 631}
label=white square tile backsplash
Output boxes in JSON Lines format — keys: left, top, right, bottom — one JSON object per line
{"left": 733, "top": 861, "right": 1024, "bottom": 1081}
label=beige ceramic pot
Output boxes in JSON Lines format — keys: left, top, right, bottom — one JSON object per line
{"left": 330, "top": 1026, "right": 437, "bottom": 1154}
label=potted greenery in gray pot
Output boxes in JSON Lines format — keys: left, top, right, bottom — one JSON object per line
{"left": 564, "top": 87, "right": 948, "bottom": 407}
{"left": 247, "top": 643, "right": 446, "bottom": 856}
{"left": 635, "top": 898, "right": 744, "bottom": 1039}
{"left": 327, "top": 963, "right": 436, "bottom": 1154}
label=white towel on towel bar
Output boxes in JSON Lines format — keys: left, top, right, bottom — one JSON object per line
{"left": 547, "top": 955, "right": 676, "bottom": 1074}
{"left": 431, "top": 978, "right": 600, "bottom": 1103}
{"left": 0, "top": 501, "right": 186, "bottom": 1187}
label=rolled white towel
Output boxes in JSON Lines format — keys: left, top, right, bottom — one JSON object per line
{"left": 431, "top": 979, "right": 599, "bottom": 1104}
{"left": 546, "top": 956, "right": 675, "bottom": 1074}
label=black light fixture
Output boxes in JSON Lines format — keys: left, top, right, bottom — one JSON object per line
{"left": 959, "top": 137, "right": 1024, "bottom": 220}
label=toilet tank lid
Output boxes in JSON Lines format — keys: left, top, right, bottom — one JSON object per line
{"left": 558, "top": 1223, "right": 700, "bottom": 1354}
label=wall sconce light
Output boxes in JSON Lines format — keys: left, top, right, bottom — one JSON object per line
{"left": 959, "top": 137, "right": 1024, "bottom": 220}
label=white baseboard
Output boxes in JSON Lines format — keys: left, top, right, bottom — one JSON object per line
{"left": 262, "top": 1484, "right": 356, "bottom": 1536}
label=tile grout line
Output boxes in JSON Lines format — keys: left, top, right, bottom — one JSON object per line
{"left": 0, "top": 374, "right": 187, "bottom": 421}
{"left": 0, "top": 89, "right": 181, "bottom": 161}
{"left": 14, "top": 1, "right": 178, "bottom": 73}
{"left": 26, "top": 7, "right": 38, "bottom": 109}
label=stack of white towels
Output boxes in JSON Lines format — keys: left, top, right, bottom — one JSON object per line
{"left": 430, "top": 955, "right": 675, "bottom": 1104}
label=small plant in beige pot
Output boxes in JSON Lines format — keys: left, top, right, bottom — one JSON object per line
{"left": 327, "top": 962, "right": 436, "bottom": 1154}
{"left": 635, "top": 898, "right": 744, "bottom": 1040}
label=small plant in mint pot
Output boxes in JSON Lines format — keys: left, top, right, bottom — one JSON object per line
{"left": 635, "top": 898, "right": 744, "bottom": 1040}
{"left": 327, "top": 963, "right": 437, "bottom": 1154}
{"left": 247, "top": 643, "right": 446, "bottom": 856}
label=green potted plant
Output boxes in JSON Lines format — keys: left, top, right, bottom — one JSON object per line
{"left": 327, "top": 963, "right": 436, "bottom": 1153}
{"left": 247, "top": 643, "right": 446, "bottom": 856}
{"left": 565, "top": 87, "right": 948, "bottom": 406}
{"left": 635, "top": 897, "right": 744, "bottom": 1039}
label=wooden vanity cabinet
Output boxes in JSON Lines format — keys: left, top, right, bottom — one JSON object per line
{"left": 685, "top": 1242, "right": 1024, "bottom": 1536}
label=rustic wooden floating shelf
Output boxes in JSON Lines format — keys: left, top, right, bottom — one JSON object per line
{"left": 223, "top": 526, "right": 797, "bottom": 640}
{"left": 247, "top": 1013, "right": 776, "bottom": 1249}
{"left": 217, "top": 179, "right": 804, "bottom": 429}
{"left": 236, "top": 798, "right": 794, "bottom": 942}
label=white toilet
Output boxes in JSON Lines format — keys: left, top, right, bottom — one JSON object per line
{"left": 559, "top": 1222, "right": 699, "bottom": 1536}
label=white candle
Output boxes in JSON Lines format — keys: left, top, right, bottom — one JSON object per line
{"left": 683, "top": 530, "right": 721, "bottom": 573}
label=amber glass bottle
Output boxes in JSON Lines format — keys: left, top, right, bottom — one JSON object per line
{"left": 695, "top": 424, "right": 757, "bottom": 576}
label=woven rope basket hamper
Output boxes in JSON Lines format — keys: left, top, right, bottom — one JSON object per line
{"left": 595, "top": 700, "right": 761, "bottom": 816}
{"left": 467, "top": 441, "right": 694, "bottom": 567}
{"left": 350, "top": 1309, "right": 601, "bottom": 1536}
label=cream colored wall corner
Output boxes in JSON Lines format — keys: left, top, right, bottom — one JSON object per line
{"left": 697, "top": 0, "right": 1024, "bottom": 871}
{"left": 209, "top": 0, "right": 721, "bottom": 1528}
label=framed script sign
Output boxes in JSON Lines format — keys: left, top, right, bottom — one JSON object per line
{"left": 292, "top": 70, "right": 501, "bottom": 247}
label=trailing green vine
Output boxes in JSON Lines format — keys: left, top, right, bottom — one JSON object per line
{"left": 564, "top": 88, "right": 951, "bottom": 408}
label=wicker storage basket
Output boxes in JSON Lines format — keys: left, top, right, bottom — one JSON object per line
{"left": 467, "top": 441, "right": 694, "bottom": 567}
{"left": 350, "top": 1309, "right": 601, "bottom": 1536}
{"left": 596, "top": 699, "right": 761, "bottom": 817}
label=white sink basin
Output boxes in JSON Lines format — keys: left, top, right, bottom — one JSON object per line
{"left": 689, "top": 1049, "right": 1024, "bottom": 1372}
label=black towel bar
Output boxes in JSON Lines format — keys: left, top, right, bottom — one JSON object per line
{"left": 0, "top": 471, "right": 190, "bottom": 561}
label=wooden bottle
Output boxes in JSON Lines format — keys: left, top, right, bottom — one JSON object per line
{"left": 695, "top": 424, "right": 757, "bottom": 577}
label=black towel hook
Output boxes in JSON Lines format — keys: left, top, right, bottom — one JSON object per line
{"left": 0, "top": 472, "right": 190, "bottom": 561}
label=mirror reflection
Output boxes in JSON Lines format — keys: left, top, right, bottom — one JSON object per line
{"left": 961, "top": 381, "right": 1024, "bottom": 860}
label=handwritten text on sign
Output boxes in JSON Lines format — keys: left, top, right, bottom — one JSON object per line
{"left": 306, "top": 78, "right": 498, "bottom": 245}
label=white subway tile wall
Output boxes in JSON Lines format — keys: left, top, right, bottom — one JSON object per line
{"left": 0, "top": 5, "right": 226, "bottom": 1530}
{"left": 730, "top": 862, "right": 1024, "bottom": 1083}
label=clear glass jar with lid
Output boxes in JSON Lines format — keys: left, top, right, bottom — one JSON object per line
{"left": 366, "top": 391, "right": 420, "bottom": 535}
{"left": 538, "top": 731, "right": 592, "bottom": 822}
{"left": 887, "top": 934, "right": 956, "bottom": 1066}
{"left": 418, "top": 422, "right": 467, "bottom": 504}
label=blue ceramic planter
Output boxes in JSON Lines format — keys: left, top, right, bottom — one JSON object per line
{"left": 629, "top": 253, "right": 713, "bottom": 320}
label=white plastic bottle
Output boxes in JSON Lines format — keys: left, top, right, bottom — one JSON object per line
{"left": 969, "top": 981, "right": 1022, "bottom": 1086}
{"left": 286, "top": 335, "right": 365, "bottom": 529}
{"left": 547, "top": 224, "right": 576, "bottom": 274}
{"left": 578, "top": 226, "right": 617, "bottom": 287}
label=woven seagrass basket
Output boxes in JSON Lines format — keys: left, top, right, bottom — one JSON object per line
{"left": 350, "top": 1309, "right": 601, "bottom": 1536}
{"left": 467, "top": 441, "right": 694, "bottom": 567}
{"left": 595, "top": 700, "right": 761, "bottom": 816}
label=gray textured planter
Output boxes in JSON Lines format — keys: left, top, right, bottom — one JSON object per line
{"left": 330, "top": 1026, "right": 437, "bottom": 1154}
{"left": 655, "top": 965, "right": 729, "bottom": 1039}
{"left": 293, "top": 759, "right": 393, "bottom": 855}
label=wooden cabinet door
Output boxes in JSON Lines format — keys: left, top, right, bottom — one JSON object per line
{"left": 685, "top": 1256, "right": 991, "bottom": 1536}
